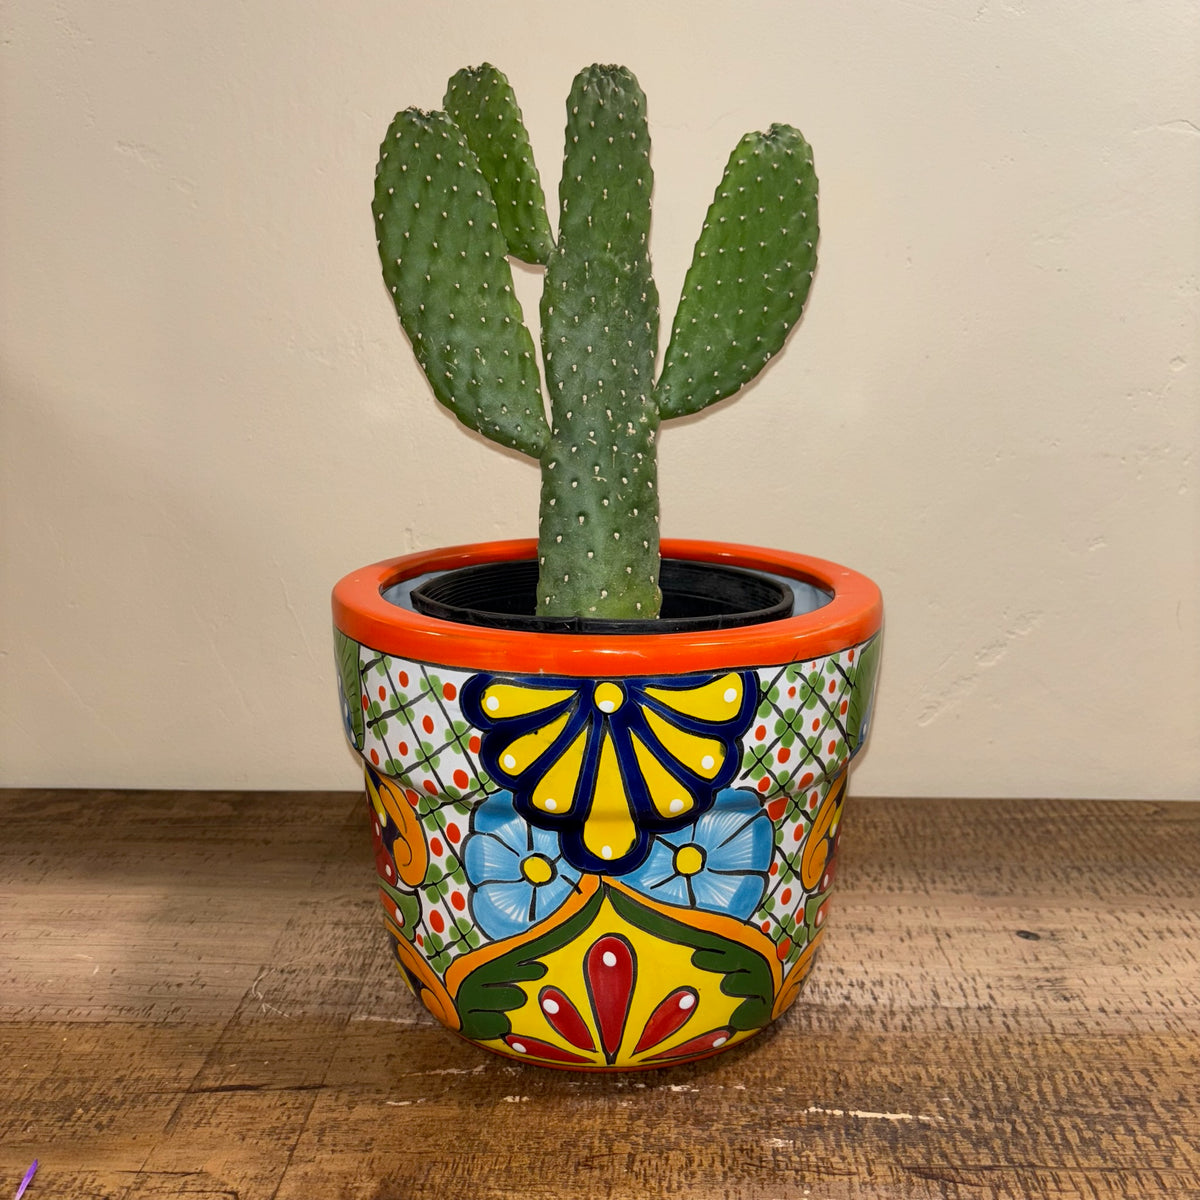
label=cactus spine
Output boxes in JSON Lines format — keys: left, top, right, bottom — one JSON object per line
{"left": 373, "top": 64, "right": 819, "bottom": 620}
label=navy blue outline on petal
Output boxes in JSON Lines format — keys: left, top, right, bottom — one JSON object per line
{"left": 460, "top": 671, "right": 759, "bottom": 875}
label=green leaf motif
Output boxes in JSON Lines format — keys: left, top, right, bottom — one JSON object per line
{"left": 607, "top": 887, "right": 774, "bottom": 1032}
{"left": 454, "top": 884, "right": 774, "bottom": 1043}
{"left": 334, "top": 630, "right": 364, "bottom": 749}
{"left": 846, "top": 635, "right": 882, "bottom": 752}
{"left": 379, "top": 877, "right": 422, "bottom": 940}
{"left": 456, "top": 888, "right": 605, "bottom": 1042}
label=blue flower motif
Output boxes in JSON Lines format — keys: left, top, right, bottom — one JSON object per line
{"left": 463, "top": 790, "right": 583, "bottom": 941}
{"left": 619, "top": 789, "right": 771, "bottom": 919}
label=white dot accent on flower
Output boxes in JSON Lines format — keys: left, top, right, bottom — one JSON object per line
{"left": 669, "top": 798, "right": 685, "bottom": 814}
{"left": 701, "top": 755, "right": 715, "bottom": 770}
{"left": 601, "top": 845, "right": 613, "bottom": 859}
{"left": 679, "top": 993, "right": 695, "bottom": 1010}
{"left": 602, "top": 951, "right": 618, "bottom": 967}
{"left": 713, "top": 1036, "right": 727, "bottom": 1047}
{"left": 510, "top": 1041, "right": 528, "bottom": 1054}
{"left": 502, "top": 753, "right": 517, "bottom": 769}
{"left": 486, "top": 695, "right": 500, "bottom": 711}
{"left": 723, "top": 687, "right": 737, "bottom": 703}
{"left": 542, "top": 998, "right": 560, "bottom": 1015}
{"left": 598, "top": 699, "right": 616, "bottom": 713}
{"left": 543, "top": 798, "right": 558, "bottom": 811}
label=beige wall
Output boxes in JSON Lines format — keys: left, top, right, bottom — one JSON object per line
{"left": 2, "top": 1, "right": 1197, "bottom": 798}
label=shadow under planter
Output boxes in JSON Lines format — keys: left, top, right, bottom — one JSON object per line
{"left": 332, "top": 539, "right": 882, "bottom": 1071}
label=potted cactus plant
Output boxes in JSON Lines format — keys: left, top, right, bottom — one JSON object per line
{"left": 332, "top": 63, "right": 882, "bottom": 1070}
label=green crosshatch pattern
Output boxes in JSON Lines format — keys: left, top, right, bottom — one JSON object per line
{"left": 739, "top": 650, "right": 859, "bottom": 801}
{"left": 358, "top": 653, "right": 493, "bottom": 974}
{"left": 752, "top": 772, "right": 844, "bottom": 975}
{"left": 737, "top": 641, "right": 873, "bottom": 975}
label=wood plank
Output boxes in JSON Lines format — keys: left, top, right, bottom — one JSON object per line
{"left": 0, "top": 790, "right": 1196, "bottom": 1199}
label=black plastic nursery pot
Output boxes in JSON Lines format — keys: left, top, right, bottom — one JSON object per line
{"left": 332, "top": 539, "right": 882, "bottom": 1070}
{"left": 407, "top": 555, "right": 796, "bottom": 634}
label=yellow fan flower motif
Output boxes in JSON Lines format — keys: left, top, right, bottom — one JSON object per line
{"left": 460, "top": 668, "right": 758, "bottom": 874}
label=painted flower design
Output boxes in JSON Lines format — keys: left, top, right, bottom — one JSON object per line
{"left": 460, "top": 669, "right": 758, "bottom": 874}
{"left": 463, "top": 790, "right": 583, "bottom": 941}
{"left": 620, "top": 790, "right": 771, "bottom": 919}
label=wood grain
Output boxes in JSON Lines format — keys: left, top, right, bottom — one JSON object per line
{"left": 1, "top": 789, "right": 1197, "bottom": 1199}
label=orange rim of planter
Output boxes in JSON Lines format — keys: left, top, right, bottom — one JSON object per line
{"left": 331, "top": 539, "right": 882, "bottom": 676}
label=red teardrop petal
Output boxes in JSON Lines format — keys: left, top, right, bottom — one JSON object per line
{"left": 538, "top": 987, "right": 596, "bottom": 1052}
{"left": 585, "top": 935, "right": 635, "bottom": 1060}
{"left": 633, "top": 987, "right": 698, "bottom": 1054}
{"left": 503, "top": 1034, "right": 593, "bottom": 1065}
{"left": 643, "top": 1026, "right": 734, "bottom": 1064}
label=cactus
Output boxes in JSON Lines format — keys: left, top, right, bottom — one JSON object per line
{"left": 373, "top": 64, "right": 819, "bottom": 619}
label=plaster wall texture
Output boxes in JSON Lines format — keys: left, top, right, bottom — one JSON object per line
{"left": 1, "top": 1, "right": 1197, "bottom": 798}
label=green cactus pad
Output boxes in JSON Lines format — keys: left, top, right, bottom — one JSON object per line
{"left": 443, "top": 64, "right": 555, "bottom": 266}
{"left": 373, "top": 108, "right": 549, "bottom": 459}
{"left": 655, "top": 124, "right": 819, "bottom": 420}
{"left": 536, "top": 65, "right": 662, "bottom": 618}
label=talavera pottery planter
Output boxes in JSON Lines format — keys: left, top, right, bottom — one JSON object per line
{"left": 332, "top": 539, "right": 882, "bottom": 1070}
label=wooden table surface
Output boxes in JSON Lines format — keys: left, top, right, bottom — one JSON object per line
{"left": 1, "top": 789, "right": 1197, "bottom": 1200}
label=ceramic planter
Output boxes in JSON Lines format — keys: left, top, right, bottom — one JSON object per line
{"left": 332, "top": 539, "right": 882, "bottom": 1070}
